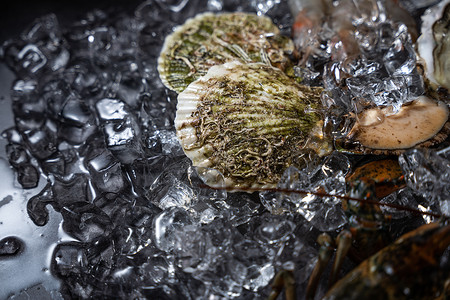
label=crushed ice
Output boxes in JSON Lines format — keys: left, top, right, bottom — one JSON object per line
{"left": 0, "top": 0, "right": 448, "bottom": 299}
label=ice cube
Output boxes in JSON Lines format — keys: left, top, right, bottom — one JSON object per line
{"left": 0, "top": 237, "right": 24, "bottom": 256}
{"left": 225, "top": 193, "right": 261, "bottom": 227}
{"left": 153, "top": 207, "right": 194, "bottom": 252}
{"left": 383, "top": 24, "right": 416, "bottom": 75}
{"left": 16, "top": 164, "right": 40, "bottom": 189}
{"left": 63, "top": 64, "right": 106, "bottom": 98}
{"left": 114, "top": 62, "right": 147, "bottom": 109}
{"left": 3, "top": 14, "right": 69, "bottom": 78}
{"left": 172, "top": 224, "right": 212, "bottom": 273}
{"left": 51, "top": 242, "right": 87, "bottom": 277}
{"left": 87, "top": 149, "right": 126, "bottom": 194}
{"left": 254, "top": 214, "right": 296, "bottom": 245}
{"left": 41, "top": 79, "right": 72, "bottom": 117}
{"left": 124, "top": 156, "right": 173, "bottom": 195}
{"left": 60, "top": 202, "right": 113, "bottom": 242}
{"left": 243, "top": 263, "right": 275, "bottom": 292}
{"left": 60, "top": 95, "right": 92, "bottom": 127}
{"left": 10, "top": 80, "right": 45, "bottom": 116}
{"left": 52, "top": 174, "right": 92, "bottom": 206}
{"left": 139, "top": 256, "right": 171, "bottom": 285}
{"left": 96, "top": 98, "right": 142, "bottom": 164}
{"left": 193, "top": 256, "right": 246, "bottom": 298}
{"left": 5, "top": 144, "right": 29, "bottom": 167}
{"left": 399, "top": 149, "right": 450, "bottom": 206}
{"left": 102, "top": 119, "right": 142, "bottom": 164}
{"left": 58, "top": 122, "right": 98, "bottom": 145}
{"left": 27, "top": 183, "right": 53, "bottom": 226}
{"left": 95, "top": 98, "right": 130, "bottom": 121}
{"left": 156, "top": 180, "right": 196, "bottom": 210}
{"left": 21, "top": 127, "right": 57, "bottom": 160}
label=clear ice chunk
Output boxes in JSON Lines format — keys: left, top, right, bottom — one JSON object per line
{"left": 58, "top": 122, "right": 97, "bottom": 145}
{"left": 399, "top": 148, "right": 450, "bottom": 216}
{"left": 156, "top": 178, "right": 196, "bottom": 210}
{"left": 87, "top": 149, "right": 126, "bottom": 194}
{"left": 157, "top": 130, "right": 184, "bottom": 156}
{"left": 260, "top": 152, "right": 348, "bottom": 231}
{"left": 27, "top": 183, "right": 53, "bottom": 226}
{"left": 21, "top": 127, "right": 57, "bottom": 160}
{"left": 383, "top": 24, "right": 416, "bottom": 75}
{"left": 51, "top": 242, "right": 88, "bottom": 277}
{"left": 95, "top": 98, "right": 130, "bottom": 121}
{"left": 224, "top": 193, "right": 261, "bottom": 227}
{"left": 320, "top": 10, "right": 423, "bottom": 114}
{"left": 0, "top": 237, "right": 24, "bottom": 256}
{"left": 254, "top": 214, "right": 296, "bottom": 245}
{"left": 5, "top": 144, "right": 29, "bottom": 166}
{"left": 52, "top": 174, "right": 92, "bottom": 206}
{"left": 16, "top": 164, "right": 40, "bottom": 189}
{"left": 153, "top": 207, "right": 194, "bottom": 252}
{"left": 101, "top": 117, "right": 142, "bottom": 164}
{"left": 60, "top": 202, "right": 113, "bottom": 242}
{"left": 103, "top": 121, "right": 135, "bottom": 145}
{"left": 95, "top": 98, "right": 143, "bottom": 164}
{"left": 114, "top": 62, "right": 147, "bottom": 109}
{"left": 243, "top": 263, "right": 275, "bottom": 292}
{"left": 172, "top": 224, "right": 212, "bottom": 273}
{"left": 3, "top": 14, "right": 69, "bottom": 78}
{"left": 4, "top": 1, "right": 433, "bottom": 299}
{"left": 148, "top": 157, "right": 196, "bottom": 210}
{"left": 194, "top": 255, "right": 246, "bottom": 298}
{"left": 140, "top": 256, "right": 172, "bottom": 286}
{"left": 60, "top": 95, "right": 92, "bottom": 127}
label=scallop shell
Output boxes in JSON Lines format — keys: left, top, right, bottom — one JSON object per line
{"left": 175, "top": 61, "right": 328, "bottom": 189}
{"left": 157, "top": 12, "right": 294, "bottom": 93}
{"left": 417, "top": 0, "right": 450, "bottom": 90}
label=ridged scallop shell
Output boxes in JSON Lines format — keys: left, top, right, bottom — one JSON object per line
{"left": 175, "top": 61, "right": 328, "bottom": 189}
{"left": 157, "top": 12, "right": 294, "bottom": 93}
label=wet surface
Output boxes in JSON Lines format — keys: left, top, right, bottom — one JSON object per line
{"left": 0, "top": 1, "right": 448, "bottom": 299}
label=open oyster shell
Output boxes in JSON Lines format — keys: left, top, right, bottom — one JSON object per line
{"left": 157, "top": 12, "right": 294, "bottom": 93}
{"left": 337, "top": 96, "right": 449, "bottom": 155}
{"left": 417, "top": 0, "right": 450, "bottom": 90}
{"left": 175, "top": 61, "right": 328, "bottom": 189}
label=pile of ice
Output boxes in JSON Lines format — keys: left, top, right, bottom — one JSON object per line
{"left": 0, "top": 0, "right": 448, "bottom": 299}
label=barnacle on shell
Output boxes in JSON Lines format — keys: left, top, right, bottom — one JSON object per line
{"left": 175, "top": 61, "right": 329, "bottom": 189}
{"left": 157, "top": 12, "right": 294, "bottom": 93}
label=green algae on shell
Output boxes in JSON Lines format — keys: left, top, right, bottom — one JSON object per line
{"left": 175, "top": 61, "right": 329, "bottom": 189}
{"left": 157, "top": 12, "right": 294, "bottom": 93}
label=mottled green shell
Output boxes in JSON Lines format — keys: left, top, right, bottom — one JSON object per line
{"left": 175, "top": 61, "right": 328, "bottom": 189}
{"left": 157, "top": 12, "right": 294, "bottom": 93}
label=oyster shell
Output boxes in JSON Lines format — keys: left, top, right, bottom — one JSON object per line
{"left": 157, "top": 12, "right": 294, "bottom": 93}
{"left": 417, "top": 0, "right": 450, "bottom": 90}
{"left": 338, "top": 96, "right": 449, "bottom": 155}
{"left": 175, "top": 61, "right": 328, "bottom": 189}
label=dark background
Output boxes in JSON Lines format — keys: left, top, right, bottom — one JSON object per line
{"left": 1, "top": 0, "right": 145, "bottom": 43}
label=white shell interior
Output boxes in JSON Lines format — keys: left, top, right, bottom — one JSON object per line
{"left": 417, "top": 0, "right": 450, "bottom": 87}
